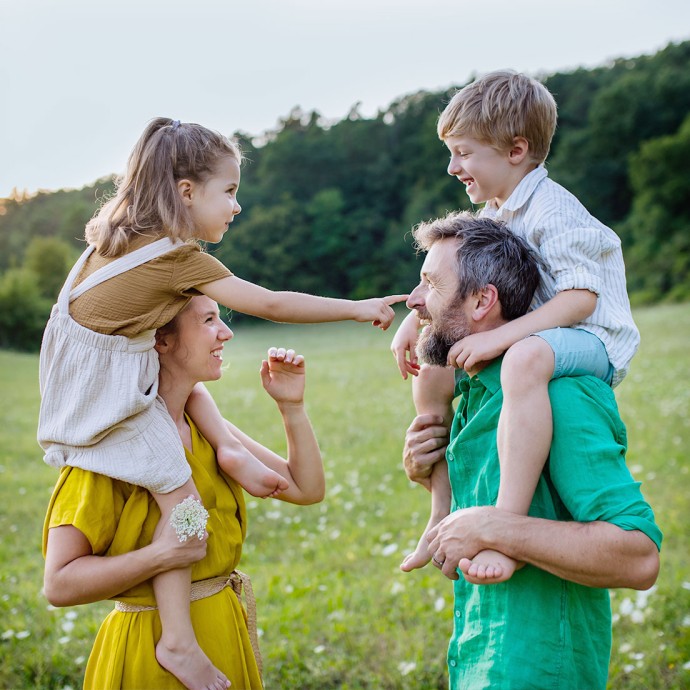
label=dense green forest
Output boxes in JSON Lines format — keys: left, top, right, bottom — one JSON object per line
{"left": 1, "top": 40, "right": 689, "bottom": 351}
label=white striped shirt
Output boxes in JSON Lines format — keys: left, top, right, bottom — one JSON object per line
{"left": 480, "top": 165, "right": 639, "bottom": 387}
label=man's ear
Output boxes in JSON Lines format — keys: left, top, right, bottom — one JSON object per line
{"left": 508, "top": 137, "right": 530, "bottom": 166}
{"left": 177, "top": 179, "right": 194, "bottom": 206}
{"left": 470, "top": 284, "right": 500, "bottom": 321}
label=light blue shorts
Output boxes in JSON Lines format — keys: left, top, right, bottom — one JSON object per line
{"left": 533, "top": 327, "right": 614, "bottom": 385}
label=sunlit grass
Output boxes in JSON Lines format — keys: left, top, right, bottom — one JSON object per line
{"left": 1, "top": 304, "right": 689, "bottom": 689}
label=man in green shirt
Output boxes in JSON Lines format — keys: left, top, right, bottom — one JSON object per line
{"left": 402, "top": 212, "right": 661, "bottom": 689}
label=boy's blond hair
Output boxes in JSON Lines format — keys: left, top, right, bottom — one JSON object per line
{"left": 437, "top": 70, "right": 557, "bottom": 164}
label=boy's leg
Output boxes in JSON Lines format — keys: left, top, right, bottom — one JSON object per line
{"left": 152, "top": 480, "right": 230, "bottom": 690}
{"left": 463, "top": 336, "right": 554, "bottom": 584}
{"left": 401, "top": 460, "right": 451, "bottom": 571}
{"left": 401, "top": 365, "right": 455, "bottom": 572}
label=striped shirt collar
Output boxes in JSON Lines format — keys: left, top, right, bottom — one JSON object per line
{"left": 485, "top": 165, "right": 549, "bottom": 217}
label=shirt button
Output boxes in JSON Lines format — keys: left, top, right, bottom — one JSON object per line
{"left": 447, "top": 452, "right": 454, "bottom": 463}
{"left": 450, "top": 660, "right": 457, "bottom": 667}
{"left": 455, "top": 610, "right": 462, "bottom": 618}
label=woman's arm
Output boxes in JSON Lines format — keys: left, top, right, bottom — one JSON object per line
{"left": 44, "top": 519, "right": 207, "bottom": 607}
{"left": 223, "top": 348, "right": 325, "bottom": 505}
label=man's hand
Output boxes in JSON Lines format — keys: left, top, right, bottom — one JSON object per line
{"left": 426, "top": 505, "right": 500, "bottom": 580}
{"left": 403, "top": 414, "right": 449, "bottom": 490}
{"left": 447, "top": 331, "right": 507, "bottom": 371}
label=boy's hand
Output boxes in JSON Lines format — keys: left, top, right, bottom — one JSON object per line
{"left": 356, "top": 295, "right": 408, "bottom": 331}
{"left": 390, "top": 310, "right": 422, "bottom": 379}
{"left": 447, "top": 331, "right": 506, "bottom": 371}
{"left": 260, "top": 347, "right": 306, "bottom": 405}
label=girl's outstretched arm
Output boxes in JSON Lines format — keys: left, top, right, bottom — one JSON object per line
{"left": 199, "top": 275, "right": 407, "bottom": 330}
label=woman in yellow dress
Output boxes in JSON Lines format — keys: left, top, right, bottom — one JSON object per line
{"left": 43, "top": 295, "right": 325, "bottom": 690}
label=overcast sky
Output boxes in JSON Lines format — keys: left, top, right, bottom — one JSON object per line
{"left": 2, "top": 0, "right": 689, "bottom": 198}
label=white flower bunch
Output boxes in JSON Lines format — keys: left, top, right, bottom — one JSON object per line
{"left": 169, "top": 496, "right": 209, "bottom": 542}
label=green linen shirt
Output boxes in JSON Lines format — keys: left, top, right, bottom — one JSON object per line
{"left": 446, "top": 359, "right": 662, "bottom": 690}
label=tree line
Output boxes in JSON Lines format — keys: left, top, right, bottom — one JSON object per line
{"left": 1, "top": 40, "right": 689, "bottom": 351}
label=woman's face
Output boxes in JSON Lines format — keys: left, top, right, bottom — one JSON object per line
{"left": 160, "top": 296, "right": 233, "bottom": 384}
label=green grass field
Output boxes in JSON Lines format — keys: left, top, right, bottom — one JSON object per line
{"left": 1, "top": 304, "right": 689, "bottom": 689}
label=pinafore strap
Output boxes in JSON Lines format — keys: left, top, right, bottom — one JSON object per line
{"left": 57, "top": 238, "right": 184, "bottom": 313}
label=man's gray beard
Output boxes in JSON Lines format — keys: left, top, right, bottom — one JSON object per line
{"left": 417, "top": 317, "right": 471, "bottom": 367}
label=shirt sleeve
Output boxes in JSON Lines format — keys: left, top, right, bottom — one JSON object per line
{"left": 546, "top": 377, "right": 662, "bottom": 550}
{"left": 536, "top": 214, "right": 613, "bottom": 296}
{"left": 168, "top": 244, "right": 233, "bottom": 295}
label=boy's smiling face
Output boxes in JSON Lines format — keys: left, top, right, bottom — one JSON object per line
{"left": 444, "top": 135, "right": 524, "bottom": 208}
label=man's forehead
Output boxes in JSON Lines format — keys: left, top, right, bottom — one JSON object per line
{"left": 422, "top": 239, "right": 458, "bottom": 276}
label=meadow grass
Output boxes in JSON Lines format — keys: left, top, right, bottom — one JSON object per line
{"left": 0, "top": 304, "right": 689, "bottom": 689}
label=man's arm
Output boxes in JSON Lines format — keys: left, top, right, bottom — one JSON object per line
{"left": 426, "top": 506, "right": 659, "bottom": 589}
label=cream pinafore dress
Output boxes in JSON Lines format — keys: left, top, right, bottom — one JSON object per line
{"left": 38, "top": 238, "right": 192, "bottom": 494}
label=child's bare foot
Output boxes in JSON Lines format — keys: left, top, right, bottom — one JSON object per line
{"left": 217, "top": 447, "right": 288, "bottom": 498}
{"left": 156, "top": 638, "right": 230, "bottom": 690}
{"left": 458, "top": 549, "right": 521, "bottom": 585}
{"left": 400, "top": 533, "right": 433, "bottom": 572}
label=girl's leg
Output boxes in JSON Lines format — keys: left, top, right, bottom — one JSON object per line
{"left": 152, "top": 480, "right": 230, "bottom": 690}
{"left": 401, "top": 460, "right": 451, "bottom": 571}
{"left": 462, "top": 336, "right": 554, "bottom": 584}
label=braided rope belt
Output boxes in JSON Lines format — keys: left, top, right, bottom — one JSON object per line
{"left": 114, "top": 570, "right": 262, "bottom": 675}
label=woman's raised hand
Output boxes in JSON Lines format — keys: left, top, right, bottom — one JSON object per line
{"left": 260, "top": 347, "right": 306, "bottom": 405}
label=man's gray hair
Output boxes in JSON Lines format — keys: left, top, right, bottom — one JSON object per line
{"left": 412, "top": 211, "right": 541, "bottom": 320}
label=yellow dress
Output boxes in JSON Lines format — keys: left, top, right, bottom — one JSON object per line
{"left": 42, "top": 417, "right": 263, "bottom": 690}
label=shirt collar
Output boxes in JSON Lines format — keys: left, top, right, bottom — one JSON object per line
{"left": 485, "top": 165, "right": 548, "bottom": 217}
{"left": 457, "top": 357, "right": 503, "bottom": 396}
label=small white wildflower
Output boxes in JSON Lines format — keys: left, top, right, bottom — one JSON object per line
{"left": 257, "top": 628, "right": 264, "bottom": 638}
{"left": 630, "top": 610, "right": 645, "bottom": 624}
{"left": 682, "top": 582, "right": 690, "bottom": 591}
{"left": 284, "top": 584, "right": 294, "bottom": 594}
{"left": 169, "top": 497, "right": 209, "bottom": 542}
{"left": 391, "top": 581, "right": 405, "bottom": 595}
{"left": 619, "top": 643, "right": 632, "bottom": 653}
{"left": 18, "top": 487, "right": 26, "bottom": 495}
{"left": 15, "top": 631, "right": 30, "bottom": 640}
{"left": 622, "top": 664, "right": 635, "bottom": 673}
{"left": 381, "top": 543, "right": 398, "bottom": 557}
{"left": 65, "top": 611, "right": 78, "bottom": 620}
{"left": 398, "top": 661, "right": 417, "bottom": 676}
{"left": 630, "top": 652, "right": 645, "bottom": 660}
{"left": 1, "top": 630, "right": 14, "bottom": 640}
{"left": 434, "top": 597, "right": 445, "bottom": 613}
{"left": 330, "top": 529, "right": 341, "bottom": 540}
{"left": 313, "top": 645, "right": 326, "bottom": 654}
{"left": 682, "top": 660, "right": 690, "bottom": 670}
{"left": 58, "top": 636, "right": 70, "bottom": 645}
{"left": 75, "top": 656, "right": 85, "bottom": 665}
{"left": 618, "top": 598, "right": 634, "bottom": 616}
{"left": 681, "top": 615, "right": 690, "bottom": 627}
{"left": 61, "top": 621, "right": 75, "bottom": 633}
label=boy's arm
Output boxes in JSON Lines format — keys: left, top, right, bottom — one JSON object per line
{"left": 391, "top": 310, "right": 422, "bottom": 378}
{"left": 448, "top": 288, "right": 597, "bottom": 371}
{"left": 199, "top": 275, "right": 407, "bottom": 331}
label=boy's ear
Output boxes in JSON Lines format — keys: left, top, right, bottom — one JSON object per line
{"left": 177, "top": 179, "right": 194, "bottom": 206}
{"left": 508, "top": 137, "right": 530, "bottom": 165}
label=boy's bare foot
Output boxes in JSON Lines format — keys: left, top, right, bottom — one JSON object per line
{"left": 156, "top": 638, "right": 230, "bottom": 690}
{"left": 400, "top": 534, "right": 433, "bottom": 572}
{"left": 217, "top": 447, "right": 288, "bottom": 498}
{"left": 458, "top": 549, "right": 522, "bottom": 585}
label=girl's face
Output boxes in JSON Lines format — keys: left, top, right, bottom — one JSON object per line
{"left": 187, "top": 156, "right": 242, "bottom": 243}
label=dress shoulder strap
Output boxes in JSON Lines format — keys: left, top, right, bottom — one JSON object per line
{"left": 68, "top": 238, "right": 184, "bottom": 303}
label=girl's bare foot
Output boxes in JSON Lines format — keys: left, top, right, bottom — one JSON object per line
{"left": 156, "top": 638, "right": 230, "bottom": 690}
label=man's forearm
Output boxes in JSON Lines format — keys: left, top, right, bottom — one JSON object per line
{"left": 429, "top": 507, "right": 659, "bottom": 590}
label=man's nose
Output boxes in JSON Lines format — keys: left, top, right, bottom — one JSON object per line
{"left": 407, "top": 285, "right": 424, "bottom": 310}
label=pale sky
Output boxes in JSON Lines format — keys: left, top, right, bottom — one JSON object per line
{"left": 2, "top": 0, "right": 689, "bottom": 198}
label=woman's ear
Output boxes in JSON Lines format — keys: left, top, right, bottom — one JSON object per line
{"left": 154, "top": 331, "right": 170, "bottom": 355}
{"left": 177, "top": 179, "right": 194, "bottom": 206}
{"left": 508, "top": 137, "right": 530, "bottom": 166}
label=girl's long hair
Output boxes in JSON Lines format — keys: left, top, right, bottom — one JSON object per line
{"left": 85, "top": 118, "right": 242, "bottom": 256}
